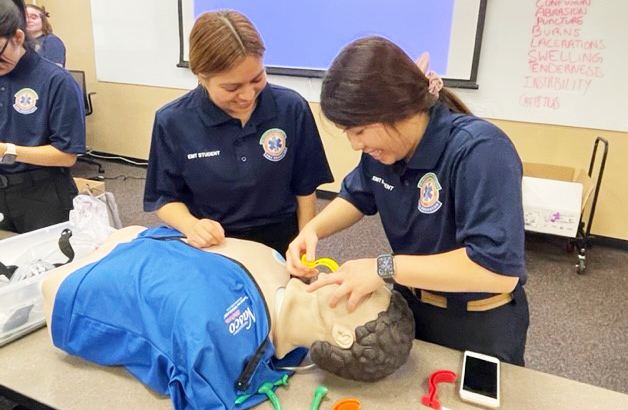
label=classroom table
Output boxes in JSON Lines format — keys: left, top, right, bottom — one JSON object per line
{"left": 1, "top": 328, "right": 627, "bottom": 410}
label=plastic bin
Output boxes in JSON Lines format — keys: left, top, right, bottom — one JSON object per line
{"left": 0, "top": 222, "right": 96, "bottom": 346}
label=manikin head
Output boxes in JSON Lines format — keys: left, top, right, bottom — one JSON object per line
{"left": 280, "top": 278, "right": 415, "bottom": 382}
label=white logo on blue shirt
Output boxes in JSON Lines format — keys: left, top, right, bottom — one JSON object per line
{"left": 13, "top": 88, "right": 39, "bottom": 114}
{"left": 417, "top": 172, "right": 442, "bottom": 214}
{"left": 228, "top": 307, "right": 256, "bottom": 335}
{"left": 224, "top": 296, "right": 257, "bottom": 335}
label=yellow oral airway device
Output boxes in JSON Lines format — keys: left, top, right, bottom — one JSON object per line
{"left": 300, "top": 254, "right": 339, "bottom": 273}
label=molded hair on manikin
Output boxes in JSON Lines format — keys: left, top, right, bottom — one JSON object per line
{"left": 309, "top": 290, "right": 415, "bottom": 381}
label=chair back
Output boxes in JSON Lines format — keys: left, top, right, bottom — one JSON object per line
{"left": 68, "top": 70, "right": 93, "bottom": 115}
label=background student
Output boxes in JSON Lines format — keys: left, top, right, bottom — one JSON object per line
{"left": 0, "top": 0, "right": 85, "bottom": 234}
{"left": 144, "top": 10, "right": 333, "bottom": 255}
{"left": 25, "top": 3, "right": 66, "bottom": 67}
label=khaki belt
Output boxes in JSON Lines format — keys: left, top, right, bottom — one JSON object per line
{"left": 419, "top": 289, "right": 512, "bottom": 312}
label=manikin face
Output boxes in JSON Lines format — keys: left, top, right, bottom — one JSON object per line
{"left": 199, "top": 55, "right": 267, "bottom": 121}
{"left": 26, "top": 7, "right": 43, "bottom": 36}
{"left": 286, "top": 277, "right": 391, "bottom": 348}
{"left": 315, "top": 282, "right": 390, "bottom": 340}
{"left": 0, "top": 31, "right": 25, "bottom": 76}
{"left": 344, "top": 120, "right": 420, "bottom": 165}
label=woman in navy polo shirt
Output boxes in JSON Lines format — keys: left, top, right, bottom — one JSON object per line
{"left": 287, "top": 37, "right": 529, "bottom": 365}
{"left": 25, "top": 4, "right": 66, "bottom": 67}
{"left": 0, "top": 0, "right": 85, "bottom": 234}
{"left": 144, "top": 10, "right": 333, "bottom": 255}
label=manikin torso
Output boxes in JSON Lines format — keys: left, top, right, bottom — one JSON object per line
{"left": 202, "top": 237, "right": 290, "bottom": 339}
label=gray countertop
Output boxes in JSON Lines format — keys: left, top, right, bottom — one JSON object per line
{"left": 1, "top": 329, "right": 627, "bottom": 409}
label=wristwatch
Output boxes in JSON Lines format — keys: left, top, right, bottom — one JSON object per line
{"left": 1, "top": 143, "right": 17, "bottom": 164}
{"left": 376, "top": 254, "right": 395, "bottom": 284}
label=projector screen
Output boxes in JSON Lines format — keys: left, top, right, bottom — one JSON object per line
{"left": 178, "top": 0, "right": 487, "bottom": 88}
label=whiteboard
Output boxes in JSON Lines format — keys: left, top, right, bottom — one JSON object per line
{"left": 454, "top": 0, "right": 628, "bottom": 132}
{"left": 90, "top": 0, "right": 628, "bottom": 132}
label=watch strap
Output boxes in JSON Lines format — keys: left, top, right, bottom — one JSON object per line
{"left": 1, "top": 143, "right": 17, "bottom": 164}
{"left": 4, "top": 143, "right": 16, "bottom": 156}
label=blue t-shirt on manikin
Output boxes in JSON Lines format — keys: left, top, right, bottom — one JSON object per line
{"left": 51, "top": 226, "right": 306, "bottom": 410}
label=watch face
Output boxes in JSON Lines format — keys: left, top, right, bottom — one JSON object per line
{"left": 0, "top": 154, "right": 16, "bottom": 165}
{"left": 378, "top": 255, "right": 394, "bottom": 278}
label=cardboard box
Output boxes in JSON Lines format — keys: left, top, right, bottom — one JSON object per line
{"left": 73, "top": 177, "right": 106, "bottom": 196}
{"left": 0, "top": 222, "right": 95, "bottom": 346}
{"left": 522, "top": 162, "right": 595, "bottom": 237}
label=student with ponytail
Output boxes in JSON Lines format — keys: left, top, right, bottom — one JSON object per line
{"left": 287, "top": 36, "right": 528, "bottom": 365}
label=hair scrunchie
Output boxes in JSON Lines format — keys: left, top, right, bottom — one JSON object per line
{"left": 415, "top": 52, "right": 444, "bottom": 98}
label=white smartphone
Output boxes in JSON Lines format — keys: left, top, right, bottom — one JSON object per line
{"left": 459, "top": 350, "right": 500, "bottom": 408}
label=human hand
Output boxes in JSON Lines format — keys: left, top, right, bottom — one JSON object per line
{"left": 183, "top": 218, "right": 225, "bottom": 248}
{"left": 307, "top": 258, "right": 384, "bottom": 312}
{"left": 286, "top": 227, "right": 319, "bottom": 277}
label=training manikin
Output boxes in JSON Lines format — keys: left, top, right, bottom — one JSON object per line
{"left": 42, "top": 226, "right": 414, "bottom": 410}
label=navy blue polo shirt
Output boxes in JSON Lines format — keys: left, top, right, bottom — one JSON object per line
{"left": 0, "top": 49, "right": 85, "bottom": 174}
{"left": 35, "top": 34, "right": 66, "bottom": 67}
{"left": 144, "top": 83, "right": 333, "bottom": 231}
{"left": 340, "top": 103, "right": 526, "bottom": 300}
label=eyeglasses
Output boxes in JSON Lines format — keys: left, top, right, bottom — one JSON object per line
{"left": 0, "top": 39, "right": 10, "bottom": 63}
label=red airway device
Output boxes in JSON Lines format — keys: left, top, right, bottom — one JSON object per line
{"left": 421, "top": 370, "right": 458, "bottom": 409}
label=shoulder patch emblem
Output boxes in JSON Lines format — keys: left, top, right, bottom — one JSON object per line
{"left": 13, "top": 88, "right": 39, "bottom": 114}
{"left": 417, "top": 172, "right": 442, "bottom": 214}
{"left": 259, "top": 128, "right": 287, "bottom": 162}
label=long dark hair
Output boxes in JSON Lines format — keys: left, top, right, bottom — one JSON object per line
{"left": 0, "top": 0, "right": 33, "bottom": 50}
{"left": 321, "top": 36, "right": 470, "bottom": 129}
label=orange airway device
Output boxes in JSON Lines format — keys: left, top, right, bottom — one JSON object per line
{"left": 421, "top": 370, "right": 457, "bottom": 409}
{"left": 331, "top": 398, "right": 361, "bottom": 410}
